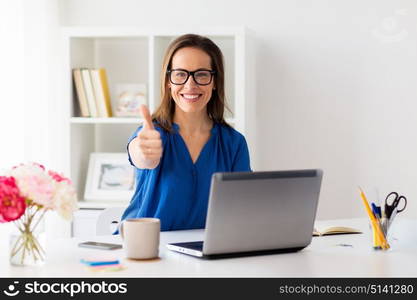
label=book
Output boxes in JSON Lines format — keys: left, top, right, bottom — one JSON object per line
{"left": 90, "top": 68, "right": 113, "bottom": 117}
{"left": 312, "top": 226, "right": 362, "bottom": 237}
{"left": 80, "top": 68, "right": 98, "bottom": 117}
{"left": 72, "top": 68, "right": 90, "bottom": 117}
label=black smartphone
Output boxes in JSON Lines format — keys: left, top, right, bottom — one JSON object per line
{"left": 78, "top": 241, "right": 122, "bottom": 250}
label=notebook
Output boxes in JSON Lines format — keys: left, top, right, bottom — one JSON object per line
{"left": 312, "top": 226, "right": 362, "bottom": 237}
{"left": 166, "top": 169, "right": 323, "bottom": 259}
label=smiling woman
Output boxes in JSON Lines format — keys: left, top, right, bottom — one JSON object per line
{"left": 154, "top": 34, "right": 227, "bottom": 131}
{"left": 121, "top": 34, "right": 252, "bottom": 231}
{"left": 166, "top": 47, "right": 216, "bottom": 116}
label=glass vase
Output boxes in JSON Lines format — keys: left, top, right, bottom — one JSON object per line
{"left": 9, "top": 213, "right": 46, "bottom": 266}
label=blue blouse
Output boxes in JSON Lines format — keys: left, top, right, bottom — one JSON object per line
{"left": 120, "top": 122, "right": 251, "bottom": 231}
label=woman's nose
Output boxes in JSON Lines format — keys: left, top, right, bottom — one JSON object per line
{"left": 184, "top": 75, "right": 198, "bottom": 88}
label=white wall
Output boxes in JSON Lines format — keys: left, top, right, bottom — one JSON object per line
{"left": 0, "top": 0, "right": 25, "bottom": 238}
{"left": 0, "top": 0, "right": 25, "bottom": 170}
{"left": 0, "top": 0, "right": 63, "bottom": 171}
{"left": 24, "top": 0, "right": 63, "bottom": 172}
{"left": 59, "top": 0, "right": 417, "bottom": 220}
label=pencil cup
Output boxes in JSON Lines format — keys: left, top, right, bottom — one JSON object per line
{"left": 368, "top": 221, "right": 390, "bottom": 251}
{"left": 359, "top": 187, "right": 390, "bottom": 251}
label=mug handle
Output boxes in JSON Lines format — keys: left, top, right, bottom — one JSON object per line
{"left": 119, "top": 221, "right": 125, "bottom": 239}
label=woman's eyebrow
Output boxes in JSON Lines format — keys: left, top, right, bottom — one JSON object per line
{"left": 171, "top": 67, "right": 212, "bottom": 71}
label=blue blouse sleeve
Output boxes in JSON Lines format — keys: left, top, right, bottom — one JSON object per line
{"left": 232, "top": 134, "right": 252, "bottom": 172}
{"left": 126, "top": 126, "right": 142, "bottom": 167}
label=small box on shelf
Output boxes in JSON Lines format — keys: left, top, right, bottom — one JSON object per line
{"left": 114, "top": 83, "right": 147, "bottom": 118}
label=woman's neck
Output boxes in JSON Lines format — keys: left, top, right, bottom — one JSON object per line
{"left": 173, "top": 108, "right": 212, "bottom": 135}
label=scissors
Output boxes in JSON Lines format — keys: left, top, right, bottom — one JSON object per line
{"left": 384, "top": 192, "right": 407, "bottom": 219}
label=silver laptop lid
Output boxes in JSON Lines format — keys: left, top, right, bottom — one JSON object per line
{"left": 203, "top": 169, "right": 323, "bottom": 255}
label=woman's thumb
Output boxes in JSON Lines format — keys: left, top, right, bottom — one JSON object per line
{"left": 140, "top": 104, "right": 154, "bottom": 130}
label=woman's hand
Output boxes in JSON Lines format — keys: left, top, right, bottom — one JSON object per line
{"left": 129, "top": 105, "right": 163, "bottom": 169}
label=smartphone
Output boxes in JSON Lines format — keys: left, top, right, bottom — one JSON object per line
{"left": 78, "top": 241, "right": 122, "bottom": 250}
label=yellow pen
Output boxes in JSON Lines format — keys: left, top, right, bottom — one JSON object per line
{"left": 359, "top": 187, "right": 389, "bottom": 250}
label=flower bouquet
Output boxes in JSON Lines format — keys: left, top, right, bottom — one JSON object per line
{"left": 0, "top": 163, "right": 78, "bottom": 266}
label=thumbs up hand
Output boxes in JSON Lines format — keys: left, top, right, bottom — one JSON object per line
{"left": 129, "top": 105, "right": 163, "bottom": 169}
{"left": 140, "top": 104, "right": 155, "bottom": 131}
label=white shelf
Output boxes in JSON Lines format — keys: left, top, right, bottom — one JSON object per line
{"left": 70, "top": 117, "right": 236, "bottom": 125}
{"left": 70, "top": 117, "right": 142, "bottom": 124}
{"left": 78, "top": 201, "right": 129, "bottom": 209}
{"left": 62, "top": 26, "right": 245, "bottom": 38}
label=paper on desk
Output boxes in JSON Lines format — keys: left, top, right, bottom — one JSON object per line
{"left": 80, "top": 255, "right": 125, "bottom": 272}
{"left": 85, "top": 264, "right": 126, "bottom": 272}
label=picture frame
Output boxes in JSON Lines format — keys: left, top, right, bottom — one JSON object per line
{"left": 114, "top": 83, "right": 147, "bottom": 117}
{"left": 84, "top": 152, "right": 135, "bottom": 202}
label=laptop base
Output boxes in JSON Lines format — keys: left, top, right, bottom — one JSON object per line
{"left": 167, "top": 241, "right": 306, "bottom": 259}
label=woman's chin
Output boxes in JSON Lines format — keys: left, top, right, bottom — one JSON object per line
{"left": 177, "top": 105, "right": 203, "bottom": 113}
{"left": 175, "top": 100, "right": 208, "bottom": 113}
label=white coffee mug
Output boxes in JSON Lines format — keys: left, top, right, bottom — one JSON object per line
{"left": 120, "top": 218, "right": 160, "bottom": 259}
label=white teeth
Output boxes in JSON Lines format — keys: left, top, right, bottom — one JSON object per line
{"left": 182, "top": 94, "right": 199, "bottom": 99}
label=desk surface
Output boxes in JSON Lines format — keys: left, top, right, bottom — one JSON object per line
{"left": 1, "top": 218, "right": 417, "bottom": 277}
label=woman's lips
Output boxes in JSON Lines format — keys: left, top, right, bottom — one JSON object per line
{"left": 181, "top": 94, "right": 201, "bottom": 103}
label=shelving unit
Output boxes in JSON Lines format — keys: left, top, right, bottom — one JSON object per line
{"left": 70, "top": 117, "right": 235, "bottom": 125}
{"left": 61, "top": 27, "right": 255, "bottom": 236}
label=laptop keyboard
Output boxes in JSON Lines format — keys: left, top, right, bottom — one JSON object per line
{"left": 171, "top": 241, "right": 203, "bottom": 251}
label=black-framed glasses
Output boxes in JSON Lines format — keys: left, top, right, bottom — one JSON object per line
{"left": 167, "top": 68, "right": 215, "bottom": 86}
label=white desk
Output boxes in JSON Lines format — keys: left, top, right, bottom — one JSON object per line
{"left": 1, "top": 218, "right": 417, "bottom": 277}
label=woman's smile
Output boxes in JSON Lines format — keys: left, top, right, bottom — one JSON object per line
{"left": 180, "top": 93, "right": 202, "bottom": 103}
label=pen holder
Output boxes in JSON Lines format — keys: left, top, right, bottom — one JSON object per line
{"left": 369, "top": 220, "right": 390, "bottom": 251}
{"left": 360, "top": 188, "right": 407, "bottom": 251}
{"left": 359, "top": 188, "right": 390, "bottom": 251}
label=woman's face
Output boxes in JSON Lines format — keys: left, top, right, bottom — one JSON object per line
{"left": 169, "top": 47, "right": 214, "bottom": 114}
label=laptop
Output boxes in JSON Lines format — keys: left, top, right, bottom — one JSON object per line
{"left": 166, "top": 169, "right": 323, "bottom": 259}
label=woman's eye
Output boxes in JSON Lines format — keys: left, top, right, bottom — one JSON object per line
{"left": 175, "top": 72, "right": 187, "bottom": 78}
{"left": 195, "top": 72, "right": 209, "bottom": 78}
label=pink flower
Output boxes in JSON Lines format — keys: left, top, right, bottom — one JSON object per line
{"left": 33, "top": 163, "right": 46, "bottom": 171}
{"left": 48, "top": 170, "right": 72, "bottom": 184}
{"left": 13, "top": 162, "right": 45, "bottom": 170}
{"left": 52, "top": 181, "right": 78, "bottom": 220}
{"left": 3, "top": 162, "right": 78, "bottom": 223}
{"left": 0, "top": 176, "right": 26, "bottom": 223}
{"left": 9, "top": 163, "right": 55, "bottom": 209}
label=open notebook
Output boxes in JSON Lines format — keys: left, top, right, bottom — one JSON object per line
{"left": 313, "top": 226, "right": 362, "bottom": 237}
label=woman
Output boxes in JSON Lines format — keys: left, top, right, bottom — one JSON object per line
{"left": 121, "top": 34, "right": 251, "bottom": 231}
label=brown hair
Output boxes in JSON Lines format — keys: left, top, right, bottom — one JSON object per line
{"left": 152, "top": 34, "right": 230, "bottom": 132}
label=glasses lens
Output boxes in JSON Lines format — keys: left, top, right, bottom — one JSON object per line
{"left": 194, "top": 71, "right": 212, "bottom": 85}
{"left": 170, "top": 70, "right": 189, "bottom": 84}
{"left": 169, "top": 70, "right": 213, "bottom": 85}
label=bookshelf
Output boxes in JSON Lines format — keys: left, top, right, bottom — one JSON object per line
{"left": 61, "top": 27, "right": 255, "bottom": 236}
